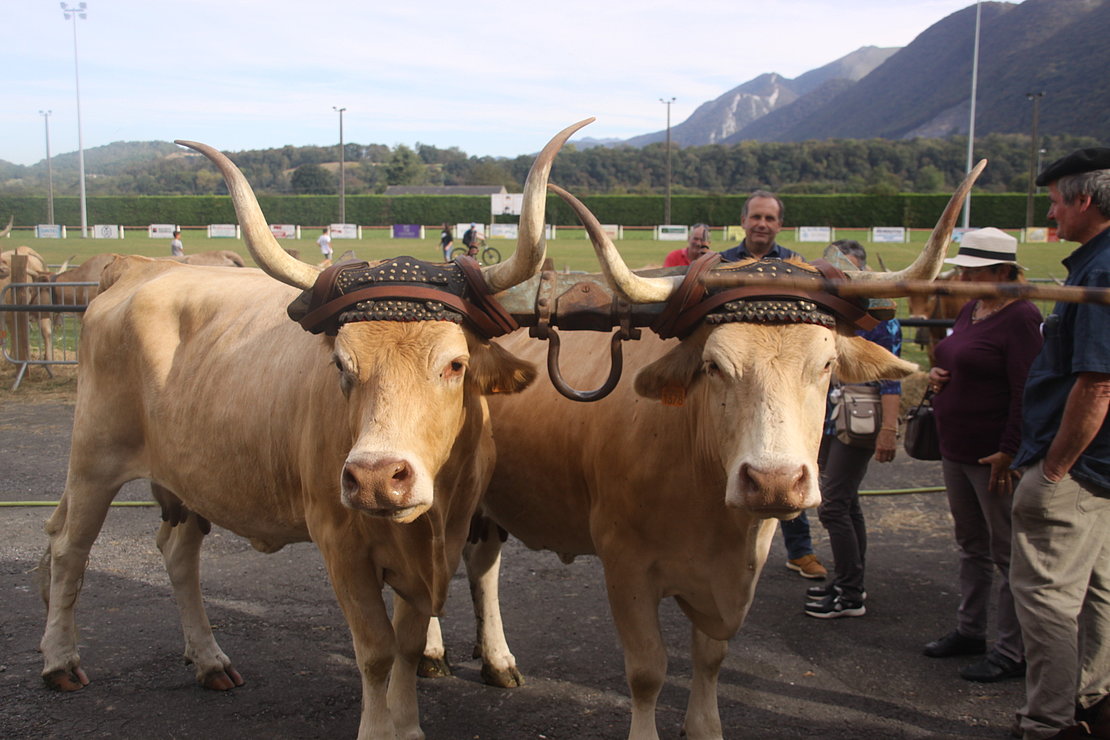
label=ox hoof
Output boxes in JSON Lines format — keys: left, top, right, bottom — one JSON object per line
{"left": 43, "top": 667, "right": 90, "bottom": 692}
{"left": 480, "top": 663, "right": 525, "bottom": 689}
{"left": 200, "top": 666, "right": 245, "bottom": 691}
{"left": 417, "top": 655, "right": 452, "bottom": 679}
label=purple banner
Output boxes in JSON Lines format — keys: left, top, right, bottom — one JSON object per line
{"left": 392, "top": 224, "right": 422, "bottom": 239}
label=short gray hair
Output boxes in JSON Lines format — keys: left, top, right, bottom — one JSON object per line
{"left": 1057, "top": 169, "right": 1110, "bottom": 219}
{"left": 690, "top": 223, "right": 711, "bottom": 242}
{"left": 741, "top": 190, "right": 785, "bottom": 222}
{"left": 830, "top": 239, "right": 867, "bottom": 268}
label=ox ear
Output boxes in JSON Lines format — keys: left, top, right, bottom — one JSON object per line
{"left": 469, "top": 339, "right": 538, "bottom": 395}
{"left": 834, "top": 333, "right": 918, "bottom": 383}
{"left": 634, "top": 339, "right": 704, "bottom": 402}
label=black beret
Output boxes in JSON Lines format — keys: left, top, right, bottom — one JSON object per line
{"left": 1036, "top": 147, "right": 1110, "bottom": 186}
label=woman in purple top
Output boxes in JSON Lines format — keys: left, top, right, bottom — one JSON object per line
{"left": 921, "top": 228, "right": 1043, "bottom": 684}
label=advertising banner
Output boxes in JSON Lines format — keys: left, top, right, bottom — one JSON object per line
{"left": 270, "top": 224, "right": 299, "bottom": 239}
{"left": 871, "top": 227, "right": 906, "bottom": 243}
{"left": 798, "top": 226, "right": 833, "bottom": 242}
{"left": 93, "top": 224, "right": 122, "bottom": 239}
{"left": 391, "top": 224, "right": 423, "bottom": 239}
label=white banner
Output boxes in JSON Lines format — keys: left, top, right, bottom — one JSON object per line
{"left": 207, "top": 224, "right": 239, "bottom": 239}
{"left": 1024, "top": 227, "right": 1048, "bottom": 243}
{"left": 149, "top": 223, "right": 178, "bottom": 239}
{"left": 600, "top": 224, "right": 622, "bottom": 239}
{"left": 36, "top": 225, "right": 64, "bottom": 239}
{"left": 798, "top": 226, "right": 833, "bottom": 243}
{"left": 489, "top": 224, "right": 518, "bottom": 239}
{"left": 330, "top": 223, "right": 358, "bottom": 239}
{"left": 871, "top": 227, "right": 906, "bottom": 243}
{"left": 490, "top": 193, "right": 524, "bottom": 216}
{"left": 93, "top": 224, "right": 122, "bottom": 239}
{"left": 656, "top": 225, "right": 688, "bottom": 241}
{"left": 270, "top": 224, "right": 299, "bottom": 239}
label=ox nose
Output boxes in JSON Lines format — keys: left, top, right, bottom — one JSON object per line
{"left": 736, "top": 463, "right": 811, "bottom": 514}
{"left": 341, "top": 457, "right": 419, "bottom": 517}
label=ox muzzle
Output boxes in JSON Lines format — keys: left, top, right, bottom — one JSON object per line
{"left": 341, "top": 453, "right": 433, "bottom": 523}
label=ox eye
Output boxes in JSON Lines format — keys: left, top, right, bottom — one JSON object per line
{"left": 703, "top": 360, "right": 721, "bottom": 377}
{"left": 441, "top": 358, "right": 467, "bottom": 381}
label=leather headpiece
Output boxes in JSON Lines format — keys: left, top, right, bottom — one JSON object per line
{"left": 287, "top": 256, "right": 518, "bottom": 338}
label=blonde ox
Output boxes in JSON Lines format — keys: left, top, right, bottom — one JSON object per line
{"left": 36, "top": 120, "right": 591, "bottom": 740}
{"left": 425, "top": 163, "right": 985, "bottom": 740}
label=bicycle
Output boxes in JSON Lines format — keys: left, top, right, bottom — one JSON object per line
{"left": 449, "top": 244, "right": 502, "bottom": 265}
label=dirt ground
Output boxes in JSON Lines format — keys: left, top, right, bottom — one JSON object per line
{"left": 0, "top": 393, "right": 1025, "bottom": 740}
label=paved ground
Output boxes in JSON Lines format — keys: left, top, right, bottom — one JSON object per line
{"left": 0, "top": 399, "right": 1024, "bottom": 739}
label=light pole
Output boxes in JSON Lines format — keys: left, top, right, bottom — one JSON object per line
{"left": 61, "top": 2, "right": 89, "bottom": 237}
{"left": 963, "top": 0, "right": 982, "bottom": 229}
{"left": 333, "top": 106, "right": 347, "bottom": 224}
{"left": 1024, "top": 91, "right": 1045, "bottom": 229}
{"left": 40, "top": 110, "right": 56, "bottom": 225}
{"left": 660, "top": 97, "right": 675, "bottom": 226}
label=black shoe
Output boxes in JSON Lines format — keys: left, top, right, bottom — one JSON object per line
{"left": 806, "top": 584, "right": 839, "bottom": 600}
{"left": 922, "top": 630, "right": 986, "bottom": 658}
{"left": 804, "top": 593, "right": 865, "bottom": 619}
{"left": 805, "top": 584, "right": 867, "bottom": 603}
{"left": 959, "top": 650, "right": 1026, "bottom": 682}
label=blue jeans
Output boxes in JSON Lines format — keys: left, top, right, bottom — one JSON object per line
{"left": 781, "top": 510, "right": 813, "bottom": 560}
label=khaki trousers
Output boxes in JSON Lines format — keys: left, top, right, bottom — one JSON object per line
{"left": 1011, "top": 459, "right": 1110, "bottom": 740}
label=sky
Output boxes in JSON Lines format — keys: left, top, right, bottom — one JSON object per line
{"left": 3, "top": 0, "right": 983, "bottom": 167}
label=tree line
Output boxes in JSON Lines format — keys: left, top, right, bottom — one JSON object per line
{"left": 1, "top": 133, "right": 1100, "bottom": 199}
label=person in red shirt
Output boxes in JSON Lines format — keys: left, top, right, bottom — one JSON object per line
{"left": 663, "top": 223, "right": 712, "bottom": 266}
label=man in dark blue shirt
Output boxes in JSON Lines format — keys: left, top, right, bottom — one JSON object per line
{"left": 719, "top": 190, "right": 802, "bottom": 262}
{"left": 1009, "top": 147, "right": 1110, "bottom": 740}
{"left": 719, "top": 190, "right": 824, "bottom": 581}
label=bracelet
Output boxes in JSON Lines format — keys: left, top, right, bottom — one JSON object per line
{"left": 880, "top": 426, "right": 898, "bottom": 432}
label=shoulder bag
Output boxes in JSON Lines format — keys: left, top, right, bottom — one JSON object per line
{"left": 833, "top": 383, "right": 883, "bottom": 449}
{"left": 903, "top": 388, "right": 942, "bottom": 461}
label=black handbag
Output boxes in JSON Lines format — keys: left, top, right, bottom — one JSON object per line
{"left": 903, "top": 388, "right": 942, "bottom": 461}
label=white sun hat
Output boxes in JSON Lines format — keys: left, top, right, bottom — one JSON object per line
{"left": 944, "top": 227, "right": 1024, "bottom": 269}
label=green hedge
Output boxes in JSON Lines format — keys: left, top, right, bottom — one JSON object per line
{"left": 0, "top": 193, "right": 1051, "bottom": 229}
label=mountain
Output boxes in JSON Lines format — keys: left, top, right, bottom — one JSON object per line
{"left": 590, "top": 0, "right": 1108, "bottom": 149}
{"left": 616, "top": 46, "right": 898, "bottom": 148}
{"left": 4, "top": 141, "right": 183, "bottom": 177}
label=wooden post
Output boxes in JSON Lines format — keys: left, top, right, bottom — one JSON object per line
{"left": 10, "top": 253, "right": 30, "bottom": 362}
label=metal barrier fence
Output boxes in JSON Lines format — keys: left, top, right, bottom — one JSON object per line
{"left": 0, "top": 281, "right": 95, "bottom": 390}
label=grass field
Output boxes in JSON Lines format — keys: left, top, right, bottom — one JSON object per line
{"left": 3, "top": 226, "right": 1078, "bottom": 392}
{"left": 4, "top": 226, "right": 1078, "bottom": 278}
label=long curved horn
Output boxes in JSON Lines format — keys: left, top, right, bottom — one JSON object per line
{"left": 549, "top": 183, "right": 681, "bottom": 303}
{"left": 850, "top": 159, "right": 987, "bottom": 283}
{"left": 175, "top": 140, "right": 321, "bottom": 290}
{"left": 481, "top": 118, "right": 594, "bottom": 293}
{"left": 0, "top": 215, "right": 12, "bottom": 239}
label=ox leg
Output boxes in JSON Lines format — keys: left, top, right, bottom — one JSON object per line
{"left": 463, "top": 530, "right": 524, "bottom": 688}
{"left": 683, "top": 626, "right": 727, "bottom": 740}
{"left": 39, "top": 482, "right": 120, "bottom": 691}
{"left": 389, "top": 596, "right": 431, "bottom": 740}
{"left": 606, "top": 576, "right": 666, "bottom": 740}
{"left": 153, "top": 484, "right": 243, "bottom": 691}
{"left": 316, "top": 536, "right": 410, "bottom": 740}
{"left": 419, "top": 617, "right": 451, "bottom": 678}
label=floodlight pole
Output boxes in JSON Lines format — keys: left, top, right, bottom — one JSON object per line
{"left": 61, "top": 2, "right": 89, "bottom": 238}
{"left": 660, "top": 97, "right": 675, "bottom": 226}
{"left": 1024, "top": 91, "right": 1045, "bottom": 229}
{"left": 333, "top": 106, "right": 347, "bottom": 224}
{"left": 962, "top": 0, "right": 982, "bottom": 230}
{"left": 40, "top": 110, "right": 56, "bottom": 225}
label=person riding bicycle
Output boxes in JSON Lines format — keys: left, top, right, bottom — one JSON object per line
{"left": 461, "top": 223, "right": 482, "bottom": 257}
